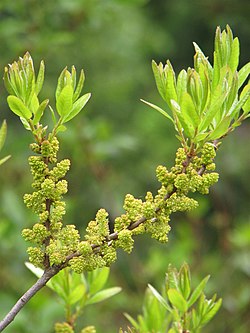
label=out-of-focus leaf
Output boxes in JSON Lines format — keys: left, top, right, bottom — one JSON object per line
{"left": 200, "top": 298, "right": 222, "bottom": 325}
{"left": 167, "top": 289, "right": 188, "bottom": 312}
{"left": 0, "top": 120, "right": 7, "bottom": 151}
{"left": 88, "top": 267, "right": 110, "bottom": 295}
{"left": 86, "top": 287, "right": 121, "bottom": 305}
{"left": 188, "top": 275, "right": 210, "bottom": 308}
{"left": 124, "top": 313, "right": 140, "bottom": 330}
{"left": 69, "top": 284, "right": 86, "bottom": 305}
{"left": 148, "top": 284, "right": 172, "bottom": 312}
{"left": 179, "top": 263, "right": 191, "bottom": 300}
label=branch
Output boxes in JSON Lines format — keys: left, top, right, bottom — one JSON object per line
{"left": 0, "top": 266, "right": 61, "bottom": 332}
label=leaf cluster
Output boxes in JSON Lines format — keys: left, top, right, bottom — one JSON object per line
{"left": 125, "top": 263, "right": 222, "bottom": 333}
{"left": 143, "top": 25, "right": 250, "bottom": 153}
{"left": 26, "top": 264, "right": 121, "bottom": 333}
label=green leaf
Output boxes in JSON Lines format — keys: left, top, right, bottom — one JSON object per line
{"left": 29, "top": 93, "right": 39, "bottom": 115}
{"left": 179, "top": 263, "right": 191, "bottom": 300}
{"left": 86, "top": 287, "right": 122, "bottom": 305}
{"left": 165, "top": 60, "right": 177, "bottom": 108}
{"left": 167, "top": 289, "right": 188, "bottom": 312}
{"left": 176, "top": 69, "right": 187, "bottom": 103}
{"left": 73, "top": 69, "right": 85, "bottom": 102}
{"left": 188, "top": 275, "right": 210, "bottom": 308}
{"left": 0, "top": 120, "right": 7, "bottom": 151}
{"left": 124, "top": 313, "right": 140, "bottom": 330}
{"left": 201, "top": 298, "right": 222, "bottom": 325}
{"left": 229, "top": 83, "right": 250, "bottom": 119}
{"left": 148, "top": 284, "right": 172, "bottom": 312}
{"left": 56, "top": 85, "right": 73, "bottom": 118}
{"left": 33, "top": 99, "right": 49, "bottom": 125}
{"left": 171, "top": 99, "right": 194, "bottom": 139}
{"left": 0, "top": 155, "right": 11, "bottom": 166}
{"left": 56, "top": 67, "right": 67, "bottom": 100}
{"left": 238, "top": 62, "right": 250, "bottom": 88}
{"left": 152, "top": 60, "right": 166, "bottom": 101}
{"left": 64, "top": 93, "right": 91, "bottom": 123}
{"left": 207, "top": 116, "right": 231, "bottom": 140}
{"left": 56, "top": 124, "right": 67, "bottom": 133}
{"left": 88, "top": 267, "right": 110, "bottom": 295}
{"left": 69, "top": 284, "right": 86, "bottom": 305}
{"left": 20, "top": 117, "right": 32, "bottom": 131}
{"left": 228, "top": 37, "right": 239, "bottom": 72}
{"left": 7, "top": 95, "right": 32, "bottom": 119}
{"left": 199, "top": 80, "right": 228, "bottom": 132}
{"left": 180, "top": 92, "right": 200, "bottom": 128}
{"left": 3, "top": 67, "right": 15, "bottom": 95}
{"left": 49, "top": 105, "right": 57, "bottom": 125}
{"left": 25, "top": 262, "right": 44, "bottom": 278}
{"left": 141, "top": 99, "right": 174, "bottom": 124}
{"left": 241, "top": 83, "right": 250, "bottom": 115}
{"left": 35, "top": 60, "right": 45, "bottom": 95}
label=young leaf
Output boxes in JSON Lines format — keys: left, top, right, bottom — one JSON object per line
{"left": 29, "top": 93, "right": 39, "bottom": 115}
{"left": 0, "top": 155, "right": 11, "bottom": 166}
{"left": 25, "top": 262, "right": 44, "bottom": 278}
{"left": 180, "top": 92, "right": 199, "bottom": 128}
{"left": 56, "top": 67, "right": 67, "bottom": 100}
{"left": 206, "top": 116, "right": 231, "bottom": 140}
{"left": 7, "top": 95, "right": 32, "bottom": 119}
{"left": 148, "top": 284, "right": 172, "bottom": 312}
{"left": 165, "top": 61, "right": 177, "bottom": 108}
{"left": 141, "top": 99, "right": 174, "bottom": 124}
{"left": 187, "top": 275, "right": 210, "bottom": 308}
{"left": 69, "top": 284, "right": 86, "bottom": 305}
{"left": 0, "top": 120, "right": 7, "bottom": 151}
{"left": 35, "top": 60, "right": 45, "bottom": 95}
{"left": 179, "top": 263, "right": 191, "bottom": 300}
{"left": 238, "top": 62, "right": 250, "bottom": 88}
{"left": 176, "top": 69, "right": 187, "bottom": 103}
{"left": 56, "top": 85, "right": 73, "bottom": 118}
{"left": 86, "top": 287, "right": 122, "bottom": 305}
{"left": 63, "top": 93, "right": 91, "bottom": 123}
{"left": 152, "top": 60, "right": 166, "bottom": 101}
{"left": 73, "top": 69, "right": 85, "bottom": 102}
{"left": 228, "top": 37, "right": 239, "bottom": 72}
{"left": 88, "top": 267, "right": 110, "bottom": 295}
{"left": 49, "top": 105, "right": 57, "bottom": 125}
{"left": 124, "top": 313, "right": 140, "bottom": 330}
{"left": 33, "top": 99, "right": 49, "bottom": 125}
{"left": 167, "top": 289, "right": 188, "bottom": 312}
{"left": 199, "top": 298, "right": 222, "bottom": 326}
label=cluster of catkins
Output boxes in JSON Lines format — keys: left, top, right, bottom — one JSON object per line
{"left": 22, "top": 137, "right": 219, "bottom": 273}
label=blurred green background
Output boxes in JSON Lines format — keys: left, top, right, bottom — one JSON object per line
{"left": 0, "top": 0, "right": 249, "bottom": 332}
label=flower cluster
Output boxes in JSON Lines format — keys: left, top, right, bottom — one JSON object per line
{"left": 22, "top": 137, "right": 74, "bottom": 268}
{"left": 22, "top": 132, "right": 219, "bottom": 273}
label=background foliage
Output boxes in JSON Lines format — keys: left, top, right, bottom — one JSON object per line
{"left": 0, "top": 0, "right": 249, "bottom": 332}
